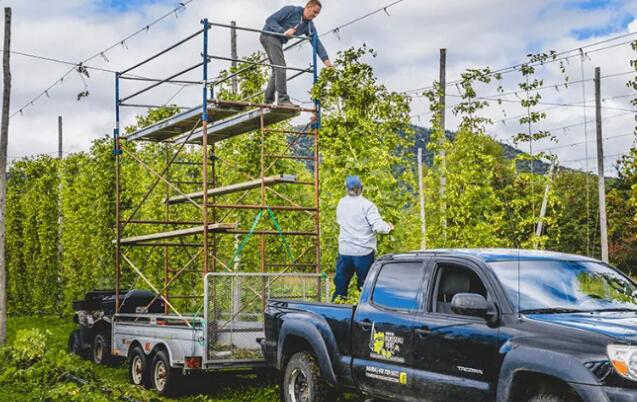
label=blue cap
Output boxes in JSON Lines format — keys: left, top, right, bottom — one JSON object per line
{"left": 345, "top": 175, "right": 362, "bottom": 190}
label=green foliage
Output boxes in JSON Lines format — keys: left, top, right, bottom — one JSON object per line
{"left": 422, "top": 59, "right": 562, "bottom": 249}
{"left": 313, "top": 45, "right": 419, "bottom": 267}
{"left": 0, "top": 316, "right": 366, "bottom": 401}
{"left": 606, "top": 149, "right": 637, "bottom": 273}
{"left": 9, "top": 328, "right": 48, "bottom": 367}
{"left": 6, "top": 156, "right": 62, "bottom": 314}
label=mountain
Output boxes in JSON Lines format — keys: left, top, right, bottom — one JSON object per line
{"left": 293, "top": 124, "right": 553, "bottom": 175}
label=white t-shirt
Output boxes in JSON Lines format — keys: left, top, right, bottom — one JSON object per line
{"left": 336, "top": 195, "right": 391, "bottom": 256}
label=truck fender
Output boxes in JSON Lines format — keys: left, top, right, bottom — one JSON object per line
{"left": 496, "top": 344, "right": 607, "bottom": 402}
{"left": 277, "top": 314, "right": 339, "bottom": 387}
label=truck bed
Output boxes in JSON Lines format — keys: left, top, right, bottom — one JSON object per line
{"left": 263, "top": 299, "right": 356, "bottom": 374}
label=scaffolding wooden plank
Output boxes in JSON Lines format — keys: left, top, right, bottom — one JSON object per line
{"left": 164, "top": 174, "right": 298, "bottom": 205}
{"left": 116, "top": 223, "right": 237, "bottom": 245}
{"left": 125, "top": 104, "right": 247, "bottom": 142}
{"left": 176, "top": 107, "right": 300, "bottom": 144}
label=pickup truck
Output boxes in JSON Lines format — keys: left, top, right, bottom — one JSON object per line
{"left": 263, "top": 249, "right": 637, "bottom": 402}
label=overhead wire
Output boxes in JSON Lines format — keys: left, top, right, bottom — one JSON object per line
{"left": 10, "top": 0, "right": 197, "bottom": 118}
{"left": 403, "top": 31, "right": 637, "bottom": 94}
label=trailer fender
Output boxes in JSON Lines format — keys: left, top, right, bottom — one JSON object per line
{"left": 277, "top": 314, "right": 339, "bottom": 387}
{"left": 121, "top": 338, "right": 180, "bottom": 368}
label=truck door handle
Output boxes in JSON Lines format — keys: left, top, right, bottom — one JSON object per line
{"left": 415, "top": 326, "right": 431, "bottom": 338}
{"left": 360, "top": 320, "right": 373, "bottom": 331}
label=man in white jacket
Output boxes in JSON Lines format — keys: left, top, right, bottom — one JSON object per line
{"left": 333, "top": 176, "right": 393, "bottom": 301}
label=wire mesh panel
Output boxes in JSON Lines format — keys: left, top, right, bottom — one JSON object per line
{"left": 203, "top": 272, "right": 328, "bottom": 362}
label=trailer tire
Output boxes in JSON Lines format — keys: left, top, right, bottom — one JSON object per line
{"left": 283, "top": 351, "right": 331, "bottom": 402}
{"left": 151, "top": 350, "right": 182, "bottom": 396}
{"left": 128, "top": 345, "right": 150, "bottom": 388}
{"left": 92, "top": 332, "right": 111, "bottom": 365}
{"left": 67, "top": 329, "right": 87, "bottom": 359}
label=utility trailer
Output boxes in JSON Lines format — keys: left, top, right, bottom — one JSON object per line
{"left": 68, "top": 289, "right": 165, "bottom": 365}
{"left": 109, "top": 272, "right": 329, "bottom": 395}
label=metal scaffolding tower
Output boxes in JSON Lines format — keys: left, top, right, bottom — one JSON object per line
{"left": 113, "top": 19, "right": 321, "bottom": 314}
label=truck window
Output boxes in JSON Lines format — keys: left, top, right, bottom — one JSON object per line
{"left": 372, "top": 262, "right": 426, "bottom": 312}
{"left": 433, "top": 264, "right": 487, "bottom": 315}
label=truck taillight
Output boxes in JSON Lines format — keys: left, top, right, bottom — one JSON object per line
{"left": 185, "top": 356, "right": 202, "bottom": 369}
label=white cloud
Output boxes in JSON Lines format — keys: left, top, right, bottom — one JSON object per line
{"left": 3, "top": 0, "right": 637, "bottom": 174}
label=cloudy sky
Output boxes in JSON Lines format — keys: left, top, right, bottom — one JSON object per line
{"left": 3, "top": 0, "right": 637, "bottom": 175}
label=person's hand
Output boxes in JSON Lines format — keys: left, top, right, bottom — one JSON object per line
{"left": 387, "top": 222, "right": 394, "bottom": 231}
{"left": 324, "top": 59, "right": 333, "bottom": 68}
{"left": 284, "top": 28, "right": 296, "bottom": 37}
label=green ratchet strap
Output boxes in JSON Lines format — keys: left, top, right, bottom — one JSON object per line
{"left": 225, "top": 206, "right": 296, "bottom": 269}
{"left": 226, "top": 209, "right": 264, "bottom": 268}
{"left": 265, "top": 207, "right": 295, "bottom": 264}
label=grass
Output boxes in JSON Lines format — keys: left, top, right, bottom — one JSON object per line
{"left": 2, "top": 315, "right": 366, "bottom": 402}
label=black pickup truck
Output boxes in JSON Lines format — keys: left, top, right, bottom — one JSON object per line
{"left": 263, "top": 249, "right": 637, "bottom": 402}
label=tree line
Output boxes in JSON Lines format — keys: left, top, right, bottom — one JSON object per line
{"left": 5, "top": 47, "right": 637, "bottom": 315}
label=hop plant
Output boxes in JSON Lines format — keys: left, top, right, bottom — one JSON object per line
{"left": 10, "top": 328, "right": 48, "bottom": 367}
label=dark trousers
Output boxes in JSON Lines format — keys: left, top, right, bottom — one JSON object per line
{"left": 332, "top": 252, "right": 375, "bottom": 301}
{"left": 259, "top": 34, "right": 289, "bottom": 104}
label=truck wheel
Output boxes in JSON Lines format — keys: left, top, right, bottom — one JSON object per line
{"left": 92, "top": 332, "right": 111, "bottom": 365}
{"left": 128, "top": 346, "right": 150, "bottom": 388}
{"left": 151, "top": 350, "right": 182, "bottom": 396}
{"left": 67, "top": 329, "right": 87, "bottom": 359}
{"left": 283, "top": 352, "right": 330, "bottom": 402}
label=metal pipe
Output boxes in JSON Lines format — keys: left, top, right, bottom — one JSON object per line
{"left": 121, "top": 62, "right": 204, "bottom": 103}
{"left": 212, "top": 38, "right": 306, "bottom": 86}
{"left": 264, "top": 154, "right": 314, "bottom": 161}
{"left": 121, "top": 28, "right": 205, "bottom": 75}
{"left": 260, "top": 109, "right": 266, "bottom": 277}
{"left": 205, "top": 272, "right": 324, "bottom": 278}
{"left": 206, "top": 54, "right": 311, "bottom": 74}
{"left": 119, "top": 76, "right": 201, "bottom": 85}
{"left": 311, "top": 29, "right": 321, "bottom": 274}
{"left": 120, "top": 103, "right": 190, "bottom": 109}
{"left": 202, "top": 18, "right": 210, "bottom": 278}
{"left": 207, "top": 21, "right": 311, "bottom": 41}
{"left": 263, "top": 128, "right": 314, "bottom": 135}
{"left": 205, "top": 204, "right": 317, "bottom": 211}
{"left": 210, "top": 99, "right": 316, "bottom": 113}
{"left": 115, "top": 72, "right": 121, "bottom": 313}
{"left": 128, "top": 220, "right": 203, "bottom": 225}
{"left": 163, "top": 146, "right": 170, "bottom": 314}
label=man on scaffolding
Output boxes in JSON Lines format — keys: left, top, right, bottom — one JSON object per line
{"left": 261, "top": 0, "right": 332, "bottom": 107}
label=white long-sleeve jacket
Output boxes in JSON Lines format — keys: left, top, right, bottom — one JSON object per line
{"left": 336, "top": 195, "right": 392, "bottom": 256}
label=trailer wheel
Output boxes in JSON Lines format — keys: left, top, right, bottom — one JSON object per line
{"left": 92, "top": 332, "right": 111, "bottom": 365}
{"left": 128, "top": 345, "right": 150, "bottom": 388}
{"left": 151, "top": 350, "right": 182, "bottom": 396}
{"left": 283, "top": 352, "right": 330, "bottom": 402}
{"left": 67, "top": 329, "right": 87, "bottom": 359}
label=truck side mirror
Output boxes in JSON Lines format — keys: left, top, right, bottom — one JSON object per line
{"left": 451, "top": 293, "right": 489, "bottom": 317}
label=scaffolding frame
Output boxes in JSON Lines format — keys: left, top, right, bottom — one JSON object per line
{"left": 113, "top": 19, "right": 322, "bottom": 314}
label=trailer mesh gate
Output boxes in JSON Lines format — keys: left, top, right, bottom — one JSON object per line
{"left": 204, "top": 272, "right": 329, "bottom": 362}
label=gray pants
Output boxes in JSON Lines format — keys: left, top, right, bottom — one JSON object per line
{"left": 260, "top": 34, "right": 289, "bottom": 103}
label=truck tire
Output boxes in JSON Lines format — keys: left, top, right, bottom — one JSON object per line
{"left": 283, "top": 351, "right": 331, "bottom": 402}
{"left": 151, "top": 350, "right": 182, "bottom": 396}
{"left": 92, "top": 332, "right": 111, "bottom": 365}
{"left": 67, "top": 329, "right": 87, "bottom": 359}
{"left": 128, "top": 345, "right": 150, "bottom": 388}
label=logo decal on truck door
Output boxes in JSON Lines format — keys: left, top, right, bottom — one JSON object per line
{"left": 369, "top": 323, "right": 404, "bottom": 363}
{"left": 365, "top": 365, "right": 408, "bottom": 384}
